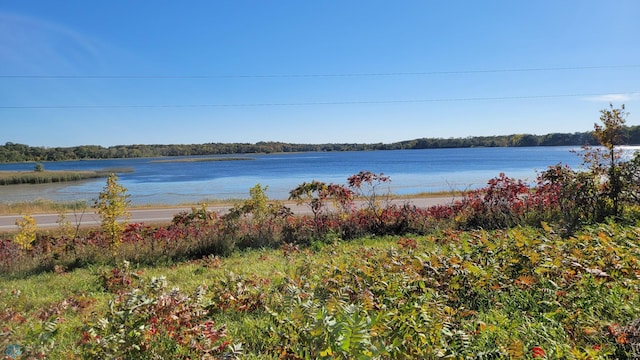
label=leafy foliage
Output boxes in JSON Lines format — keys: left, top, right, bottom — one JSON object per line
{"left": 232, "top": 224, "right": 640, "bottom": 358}
{"left": 81, "top": 264, "right": 240, "bottom": 359}
{"left": 3, "top": 220, "right": 640, "bottom": 357}
{"left": 94, "top": 173, "right": 131, "bottom": 248}
{"left": 590, "top": 103, "right": 628, "bottom": 218}
{"left": 225, "top": 183, "right": 291, "bottom": 249}
{"left": 13, "top": 214, "right": 37, "bottom": 250}
{"left": 289, "top": 180, "right": 354, "bottom": 239}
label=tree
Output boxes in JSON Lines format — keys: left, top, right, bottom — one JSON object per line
{"left": 534, "top": 104, "right": 635, "bottom": 231}
{"left": 510, "top": 134, "right": 538, "bottom": 147}
{"left": 592, "top": 103, "right": 628, "bottom": 218}
{"left": 94, "top": 173, "right": 131, "bottom": 247}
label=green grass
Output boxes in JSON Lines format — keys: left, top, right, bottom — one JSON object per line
{"left": 2, "top": 225, "right": 640, "bottom": 358}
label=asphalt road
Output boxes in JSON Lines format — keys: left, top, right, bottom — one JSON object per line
{"left": 0, "top": 197, "right": 458, "bottom": 232}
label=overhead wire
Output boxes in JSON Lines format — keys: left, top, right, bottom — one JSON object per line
{"left": 1, "top": 65, "right": 637, "bottom": 109}
{"left": 1, "top": 92, "right": 638, "bottom": 109}
{"left": 1, "top": 65, "right": 638, "bottom": 79}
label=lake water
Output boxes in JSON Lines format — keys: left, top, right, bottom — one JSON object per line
{"left": 0, "top": 146, "right": 612, "bottom": 205}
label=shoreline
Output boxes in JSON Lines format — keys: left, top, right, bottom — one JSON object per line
{"left": 0, "top": 190, "right": 462, "bottom": 216}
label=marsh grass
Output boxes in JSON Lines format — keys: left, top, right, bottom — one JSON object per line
{"left": 0, "top": 170, "right": 104, "bottom": 185}
{"left": 0, "top": 167, "right": 133, "bottom": 186}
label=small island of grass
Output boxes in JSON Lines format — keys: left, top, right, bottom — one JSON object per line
{"left": 0, "top": 167, "right": 134, "bottom": 185}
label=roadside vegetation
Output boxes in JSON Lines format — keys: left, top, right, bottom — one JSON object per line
{"left": 0, "top": 200, "right": 90, "bottom": 216}
{"left": 2, "top": 105, "right": 640, "bottom": 358}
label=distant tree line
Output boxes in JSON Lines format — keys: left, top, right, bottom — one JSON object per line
{"left": 3, "top": 126, "right": 640, "bottom": 163}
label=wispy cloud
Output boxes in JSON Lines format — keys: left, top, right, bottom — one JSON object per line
{"left": 582, "top": 93, "right": 640, "bottom": 103}
{"left": 0, "top": 11, "right": 109, "bottom": 74}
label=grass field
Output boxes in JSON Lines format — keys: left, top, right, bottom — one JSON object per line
{"left": 2, "top": 224, "right": 640, "bottom": 358}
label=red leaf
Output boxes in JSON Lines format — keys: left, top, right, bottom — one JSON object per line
{"left": 531, "top": 346, "right": 546, "bottom": 358}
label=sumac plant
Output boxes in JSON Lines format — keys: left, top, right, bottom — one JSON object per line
{"left": 347, "top": 171, "right": 392, "bottom": 233}
{"left": 347, "top": 171, "right": 391, "bottom": 213}
{"left": 289, "top": 180, "right": 354, "bottom": 237}
{"left": 456, "top": 173, "right": 531, "bottom": 229}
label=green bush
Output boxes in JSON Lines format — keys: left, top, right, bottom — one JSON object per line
{"left": 81, "top": 263, "right": 241, "bottom": 359}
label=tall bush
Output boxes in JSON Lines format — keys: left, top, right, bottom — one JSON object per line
{"left": 456, "top": 173, "right": 531, "bottom": 229}
{"left": 347, "top": 171, "right": 391, "bottom": 233}
{"left": 14, "top": 214, "right": 37, "bottom": 250}
{"left": 94, "top": 173, "right": 131, "bottom": 248}
{"left": 289, "top": 181, "right": 354, "bottom": 239}
{"left": 225, "top": 184, "right": 290, "bottom": 248}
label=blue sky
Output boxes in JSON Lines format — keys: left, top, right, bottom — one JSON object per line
{"left": 1, "top": 1, "right": 639, "bottom": 147}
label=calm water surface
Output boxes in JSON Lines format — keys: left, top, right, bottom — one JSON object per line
{"left": 0, "top": 147, "right": 597, "bottom": 205}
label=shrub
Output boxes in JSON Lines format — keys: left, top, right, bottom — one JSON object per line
{"left": 224, "top": 184, "right": 290, "bottom": 249}
{"left": 14, "top": 214, "right": 37, "bottom": 250}
{"left": 81, "top": 264, "right": 241, "bottom": 359}
{"left": 347, "top": 171, "right": 391, "bottom": 233}
{"left": 94, "top": 173, "right": 131, "bottom": 248}
{"left": 455, "top": 173, "right": 531, "bottom": 230}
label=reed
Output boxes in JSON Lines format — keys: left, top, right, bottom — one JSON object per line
{"left": 0, "top": 170, "right": 103, "bottom": 185}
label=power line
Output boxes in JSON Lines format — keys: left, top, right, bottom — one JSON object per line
{"left": 1, "top": 91, "right": 638, "bottom": 109}
{"left": 1, "top": 65, "right": 638, "bottom": 79}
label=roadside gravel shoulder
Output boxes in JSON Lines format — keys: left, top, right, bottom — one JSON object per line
{"left": 0, "top": 196, "right": 460, "bottom": 232}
